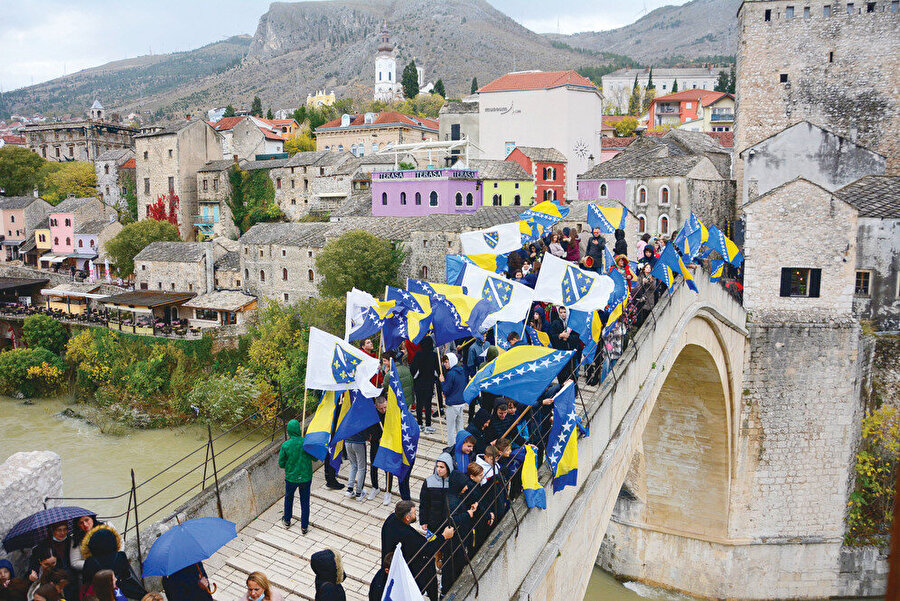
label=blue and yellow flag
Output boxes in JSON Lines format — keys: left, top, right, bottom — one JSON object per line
{"left": 522, "top": 445, "right": 546, "bottom": 509}
{"left": 653, "top": 243, "right": 698, "bottom": 293}
{"left": 302, "top": 391, "right": 337, "bottom": 461}
{"left": 588, "top": 204, "right": 629, "bottom": 234}
{"left": 331, "top": 390, "right": 379, "bottom": 450}
{"left": 547, "top": 382, "right": 579, "bottom": 493}
{"left": 687, "top": 211, "right": 709, "bottom": 244}
{"left": 601, "top": 267, "right": 630, "bottom": 337}
{"left": 447, "top": 254, "right": 508, "bottom": 285}
{"left": 326, "top": 391, "right": 351, "bottom": 469}
{"left": 519, "top": 201, "right": 570, "bottom": 242}
{"left": 373, "top": 362, "right": 420, "bottom": 479}
{"left": 345, "top": 288, "right": 395, "bottom": 342}
{"left": 407, "top": 279, "right": 494, "bottom": 343}
{"left": 710, "top": 259, "right": 725, "bottom": 283}
{"left": 706, "top": 224, "right": 743, "bottom": 267}
{"left": 525, "top": 324, "right": 550, "bottom": 347}
{"left": 464, "top": 345, "right": 574, "bottom": 405}
{"left": 384, "top": 286, "right": 433, "bottom": 345}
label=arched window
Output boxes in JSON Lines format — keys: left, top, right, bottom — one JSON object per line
{"left": 514, "top": 195, "right": 521, "bottom": 206}
{"left": 338, "top": 145, "right": 344, "bottom": 152}
{"left": 542, "top": 167, "right": 547, "bottom": 180}
{"left": 600, "top": 183, "right": 608, "bottom": 197}
{"left": 104, "top": 164, "right": 109, "bottom": 174}
{"left": 638, "top": 186, "right": 647, "bottom": 205}
{"left": 78, "top": 239, "right": 83, "bottom": 247}
{"left": 659, "top": 186, "right": 670, "bottom": 205}
{"left": 244, "top": 268, "right": 249, "bottom": 279}
{"left": 455, "top": 192, "right": 463, "bottom": 206}
{"left": 65, "top": 218, "right": 71, "bottom": 227}
{"left": 54, "top": 237, "right": 59, "bottom": 245}
{"left": 465, "top": 193, "right": 473, "bottom": 206}
{"left": 421, "top": 265, "right": 428, "bottom": 279}
{"left": 260, "top": 270, "right": 265, "bottom": 282}
{"left": 65, "top": 237, "right": 70, "bottom": 246}
{"left": 543, "top": 189, "right": 555, "bottom": 201}
{"left": 400, "top": 192, "right": 407, "bottom": 205}
{"left": 415, "top": 192, "right": 422, "bottom": 206}
{"left": 492, "top": 194, "right": 501, "bottom": 206}
{"left": 282, "top": 268, "right": 288, "bottom": 281}
{"left": 381, "top": 192, "right": 388, "bottom": 205}
{"left": 659, "top": 214, "right": 669, "bottom": 235}
{"left": 548, "top": 167, "right": 555, "bottom": 181}
{"left": 429, "top": 191, "right": 438, "bottom": 206}
{"left": 637, "top": 214, "right": 647, "bottom": 233}
{"left": 308, "top": 269, "right": 314, "bottom": 282}
{"left": 90, "top": 239, "right": 95, "bottom": 247}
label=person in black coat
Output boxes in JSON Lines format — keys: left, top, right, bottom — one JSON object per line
{"left": 613, "top": 229, "right": 628, "bottom": 257}
{"left": 584, "top": 227, "right": 607, "bottom": 272}
{"left": 464, "top": 409, "right": 493, "bottom": 455}
{"left": 410, "top": 337, "right": 439, "bottom": 432}
{"left": 368, "top": 553, "right": 390, "bottom": 601}
{"left": 381, "top": 501, "right": 453, "bottom": 601}
{"left": 79, "top": 526, "right": 145, "bottom": 600}
{"left": 548, "top": 306, "right": 582, "bottom": 382}
{"left": 161, "top": 562, "right": 214, "bottom": 601}
{"left": 419, "top": 454, "right": 453, "bottom": 536}
{"left": 310, "top": 549, "right": 346, "bottom": 601}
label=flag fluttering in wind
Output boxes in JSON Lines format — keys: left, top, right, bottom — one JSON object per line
{"left": 381, "top": 543, "right": 426, "bottom": 601}
{"left": 524, "top": 324, "right": 550, "bottom": 347}
{"left": 305, "top": 327, "right": 381, "bottom": 397}
{"left": 373, "top": 362, "right": 420, "bottom": 480}
{"left": 519, "top": 200, "right": 569, "bottom": 242}
{"left": 600, "top": 266, "right": 630, "bottom": 337}
{"left": 464, "top": 345, "right": 573, "bottom": 405}
{"left": 651, "top": 243, "right": 698, "bottom": 293}
{"left": 460, "top": 222, "right": 522, "bottom": 255}
{"left": 710, "top": 259, "right": 725, "bottom": 283}
{"left": 587, "top": 204, "right": 628, "bottom": 233}
{"left": 547, "top": 382, "right": 579, "bottom": 493}
{"left": 521, "top": 444, "right": 546, "bottom": 509}
{"left": 302, "top": 391, "right": 337, "bottom": 461}
{"left": 407, "top": 279, "right": 493, "bottom": 343}
{"left": 345, "top": 288, "right": 396, "bottom": 342}
{"left": 460, "top": 263, "right": 533, "bottom": 329}
{"left": 384, "top": 286, "right": 433, "bottom": 345}
{"left": 533, "top": 254, "right": 615, "bottom": 312}
{"left": 446, "top": 254, "right": 508, "bottom": 285}
{"left": 330, "top": 390, "right": 380, "bottom": 450}
{"left": 706, "top": 224, "right": 743, "bottom": 267}
{"left": 326, "top": 391, "right": 351, "bottom": 469}
{"left": 687, "top": 211, "right": 709, "bottom": 244}
{"left": 568, "top": 308, "right": 603, "bottom": 367}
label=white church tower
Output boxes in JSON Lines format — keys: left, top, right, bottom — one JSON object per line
{"left": 374, "top": 23, "right": 399, "bottom": 102}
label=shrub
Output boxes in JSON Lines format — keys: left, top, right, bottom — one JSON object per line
{"left": 0, "top": 348, "right": 67, "bottom": 397}
{"left": 23, "top": 314, "right": 69, "bottom": 355}
{"left": 183, "top": 368, "right": 268, "bottom": 428}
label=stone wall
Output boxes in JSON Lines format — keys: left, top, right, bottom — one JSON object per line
{"left": 854, "top": 217, "right": 900, "bottom": 330}
{"left": 734, "top": 0, "right": 900, "bottom": 193}
{"left": 134, "top": 259, "right": 209, "bottom": 295}
{"left": 0, "top": 452, "right": 63, "bottom": 573}
{"left": 240, "top": 242, "right": 320, "bottom": 303}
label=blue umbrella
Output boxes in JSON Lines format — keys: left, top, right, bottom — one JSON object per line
{"left": 142, "top": 517, "right": 236, "bottom": 577}
{"left": 3, "top": 506, "right": 96, "bottom": 552}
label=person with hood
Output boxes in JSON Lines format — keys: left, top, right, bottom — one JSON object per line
{"left": 80, "top": 525, "right": 145, "bottom": 600}
{"left": 522, "top": 260, "right": 539, "bottom": 288}
{"left": 614, "top": 254, "right": 636, "bottom": 292}
{"left": 279, "top": 419, "right": 314, "bottom": 532}
{"left": 637, "top": 243, "right": 657, "bottom": 269}
{"left": 380, "top": 501, "right": 453, "bottom": 601}
{"left": 446, "top": 431, "right": 475, "bottom": 474}
{"left": 310, "top": 549, "right": 346, "bottom": 601}
{"left": 161, "top": 563, "right": 213, "bottom": 601}
{"left": 439, "top": 353, "right": 467, "bottom": 447}
{"left": 613, "top": 229, "right": 628, "bottom": 257}
{"left": 584, "top": 227, "right": 607, "bottom": 272}
{"left": 410, "top": 336, "right": 439, "bottom": 434}
{"left": 0, "top": 559, "right": 15, "bottom": 590}
{"left": 464, "top": 409, "right": 493, "bottom": 455}
{"left": 419, "top": 454, "right": 453, "bottom": 537}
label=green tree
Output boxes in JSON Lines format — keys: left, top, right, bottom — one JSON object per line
{"left": 470, "top": 77, "right": 478, "bottom": 94}
{"left": 728, "top": 64, "right": 736, "bottom": 94}
{"left": 627, "top": 75, "right": 642, "bottom": 116}
{"left": 672, "top": 79, "right": 679, "bottom": 93}
{"left": 315, "top": 230, "right": 406, "bottom": 297}
{"left": 401, "top": 60, "right": 420, "bottom": 99}
{"left": 23, "top": 314, "right": 69, "bottom": 355}
{"left": 41, "top": 161, "right": 96, "bottom": 203}
{"left": 223, "top": 105, "right": 236, "bottom": 118}
{"left": 715, "top": 69, "right": 730, "bottom": 92}
{"left": 646, "top": 67, "right": 655, "bottom": 90}
{"left": 105, "top": 219, "right": 181, "bottom": 277}
{"left": 432, "top": 79, "right": 446, "bottom": 98}
{"left": 614, "top": 117, "right": 639, "bottom": 137}
{"left": 266, "top": 108, "right": 274, "bottom": 120}
{"left": 642, "top": 86, "right": 656, "bottom": 113}
{"left": 226, "top": 166, "right": 285, "bottom": 234}
{"left": 0, "top": 146, "right": 46, "bottom": 196}
{"left": 122, "top": 173, "right": 138, "bottom": 222}
{"left": 184, "top": 367, "right": 267, "bottom": 427}
{"left": 284, "top": 133, "right": 316, "bottom": 155}
{"left": 0, "top": 347, "right": 66, "bottom": 398}
{"left": 251, "top": 96, "right": 263, "bottom": 117}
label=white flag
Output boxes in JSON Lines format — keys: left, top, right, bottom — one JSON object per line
{"left": 459, "top": 221, "right": 522, "bottom": 255}
{"left": 305, "top": 327, "right": 381, "bottom": 397}
{"left": 381, "top": 543, "right": 427, "bottom": 601}
{"left": 533, "top": 253, "right": 615, "bottom": 312}
{"left": 460, "top": 263, "right": 533, "bottom": 330}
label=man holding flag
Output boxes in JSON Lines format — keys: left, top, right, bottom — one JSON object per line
{"left": 381, "top": 503, "right": 453, "bottom": 601}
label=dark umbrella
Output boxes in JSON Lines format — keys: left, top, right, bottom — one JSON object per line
{"left": 2, "top": 506, "right": 96, "bottom": 552}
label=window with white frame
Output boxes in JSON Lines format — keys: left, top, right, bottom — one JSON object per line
{"left": 637, "top": 214, "right": 647, "bottom": 233}
{"left": 659, "top": 185, "right": 670, "bottom": 205}
{"left": 600, "top": 183, "right": 608, "bottom": 197}
{"left": 658, "top": 214, "right": 669, "bottom": 235}
{"left": 637, "top": 186, "right": 648, "bottom": 205}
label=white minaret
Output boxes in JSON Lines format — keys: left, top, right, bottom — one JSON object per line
{"left": 374, "top": 23, "right": 397, "bottom": 102}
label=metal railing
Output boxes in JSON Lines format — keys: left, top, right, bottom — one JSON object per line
{"left": 710, "top": 113, "right": 735, "bottom": 122}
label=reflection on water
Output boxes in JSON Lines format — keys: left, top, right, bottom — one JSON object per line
{"left": 0, "top": 396, "right": 269, "bottom": 525}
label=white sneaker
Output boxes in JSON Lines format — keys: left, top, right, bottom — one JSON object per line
{"left": 367, "top": 488, "right": 378, "bottom": 501}
{"left": 424, "top": 426, "right": 436, "bottom": 434}
{"left": 344, "top": 487, "right": 354, "bottom": 497}
{"left": 355, "top": 490, "right": 367, "bottom": 502}
{"left": 382, "top": 492, "right": 392, "bottom": 506}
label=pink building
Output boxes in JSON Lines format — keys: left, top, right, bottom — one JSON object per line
{"left": 0, "top": 196, "right": 51, "bottom": 262}
{"left": 371, "top": 168, "right": 482, "bottom": 217}
{"left": 47, "top": 197, "right": 117, "bottom": 270}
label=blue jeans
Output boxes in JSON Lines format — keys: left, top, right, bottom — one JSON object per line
{"left": 284, "top": 480, "right": 311, "bottom": 528}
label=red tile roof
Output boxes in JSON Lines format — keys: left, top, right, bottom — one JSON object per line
{"left": 602, "top": 137, "right": 636, "bottom": 149}
{"left": 210, "top": 116, "right": 246, "bottom": 131}
{"left": 652, "top": 89, "right": 723, "bottom": 105}
{"left": 705, "top": 131, "right": 734, "bottom": 147}
{"left": 260, "top": 118, "right": 298, "bottom": 127}
{"left": 209, "top": 116, "right": 285, "bottom": 141}
{"left": 0, "top": 135, "right": 25, "bottom": 145}
{"left": 260, "top": 129, "right": 285, "bottom": 141}
{"left": 121, "top": 158, "right": 136, "bottom": 169}
{"left": 316, "top": 111, "right": 438, "bottom": 132}
{"left": 479, "top": 70, "right": 597, "bottom": 93}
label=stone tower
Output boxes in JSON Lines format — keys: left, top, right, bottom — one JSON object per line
{"left": 90, "top": 99, "right": 104, "bottom": 121}
{"left": 374, "top": 22, "right": 398, "bottom": 102}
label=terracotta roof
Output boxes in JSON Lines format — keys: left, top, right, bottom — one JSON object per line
{"left": 259, "top": 118, "right": 298, "bottom": 127}
{"left": 652, "top": 89, "right": 723, "bottom": 105}
{"left": 705, "top": 131, "right": 733, "bottom": 148}
{"left": 479, "top": 70, "right": 597, "bottom": 93}
{"left": 259, "top": 128, "right": 285, "bottom": 141}
{"left": 121, "top": 158, "right": 136, "bottom": 169}
{"left": 512, "top": 146, "right": 567, "bottom": 163}
{"left": 210, "top": 116, "right": 246, "bottom": 131}
{"left": 1, "top": 135, "right": 25, "bottom": 144}
{"left": 316, "top": 112, "right": 438, "bottom": 133}
{"left": 834, "top": 176, "right": 900, "bottom": 219}
{"left": 602, "top": 137, "right": 637, "bottom": 149}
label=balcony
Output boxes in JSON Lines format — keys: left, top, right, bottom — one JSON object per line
{"left": 656, "top": 105, "right": 679, "bottom": 114}
{"left": 711, "top": 112, "right": 735, "bottom": 122}
{"left": 192, "top": 214, "right": 218, "bottom": 225}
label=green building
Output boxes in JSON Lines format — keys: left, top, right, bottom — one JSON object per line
{"left": 470, "top": 159, "right": 534, "bottom": 207}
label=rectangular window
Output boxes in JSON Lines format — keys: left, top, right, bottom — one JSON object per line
{"left": 855, "top": 271, "right": 871, "bottom": 296}
{"left": 276, "top": 177, "right": 282, "bottom": 189}
{"left": 824, "top": 4, "right": 832, "bottom": 16}
{"left": 202, "top": 179, "right": 208, "bottom": 191}
{"left": 893, "top": 1, "right": 899, "bottom": 13}
{"left": 786, "top": 6, "right": 795, "bottom": 17}
{"left": 144, "top": 178, "right": 150, "bottom": 194}
{"left": 450, "top": 124, "right": 461, "bottom": 141}
{"left": 804, "top": 6, "right": 811, "bottom": 17}
{"left": 764, "top": 8, "right": 772, "bottom": 20}
{"left": 867, "top": 2, "right": 876, "bottom": 11}
{"left": 846, "top": 2, "right": 854, "bottom": 13}
{"left": 829, "top": 51, "right": 834, "bottom": 62}
{"left": 213, "top": 178, "right": 219, "bottom": 191}
{"left": 780, "top": 73, "right": 789, "bottom": 83}
{"left": 168, "top": 149, "right": 173, "bottom": 158}
{"left": 195, "top": 308, "right": 218, "bottom": 321}
{"left": 779, "top": 267, "right": 821, "bottom": 297}
{"left": 168, "top": 176, "right": 174, "bottom": 193}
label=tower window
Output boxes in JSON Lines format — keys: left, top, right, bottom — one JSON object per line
{"left": 824, "top": 5, "right": 832, "bottom": 16}
{"left": 785, "top": 6, "right": 794, "bottom": 18}
{"left": 780, "top": 267, "right": 821, "bottom": 297}
{"left": 828, "top": 51, "right": 834, "bottom": 63}
{"left": 779, "top": 73, "right": 789, "bottom": 83}
{"left": 855, "top": 271, "right": 871, "bottom": 296}
{"left": 866, "top": 2, "right": 875, "bottom": 12}
{"left": 764, "top": 8, "right": 772, "bottom": 20}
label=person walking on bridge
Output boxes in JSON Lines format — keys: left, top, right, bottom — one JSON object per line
{"left": 279, "top": 419, "right": 314, "bottom": 534}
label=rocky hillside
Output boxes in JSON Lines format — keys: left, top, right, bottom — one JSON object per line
{"left": 546, "top": 0, "right": 740, "bottom": 64}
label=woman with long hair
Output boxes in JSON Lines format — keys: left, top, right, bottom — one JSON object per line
{"left": 31, "top": 584, "right": 61, "bottom": 601}
{"left": 240, "top": 572, "right": 284, "bottom": 601}
{"left": 90, "top": 571, "right": 125, "bottom": 601}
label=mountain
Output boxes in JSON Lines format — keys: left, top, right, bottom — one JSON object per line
{"left": 545, "top": 0, "right": 740, "bottom": 64}
{"left": 0, "top": 0, "right": 612, "bottom": 121}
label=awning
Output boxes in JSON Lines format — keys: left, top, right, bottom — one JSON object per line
{"left": 67, "top": 251, "right": 98, "bottom": 259}
{"left": 0, "top": 240, "right": 22, "bottom": 246}
{"left": 40, "top": 254, "right": 67, "bottom": 264}
{"left": 317, "top": 192, "right": 348, "bottom": 198}
{"left": 41, "top": 288, "right": 108, "bottom": 300}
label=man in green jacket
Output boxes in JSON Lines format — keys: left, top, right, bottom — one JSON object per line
{"left": 279, "top": 419, "right": 314, "bottom": 533}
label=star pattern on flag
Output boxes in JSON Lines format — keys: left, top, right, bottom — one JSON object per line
{"left": 484, "top": 231, "right": 500, "bottom": 249}
{"left": 548, "top": 406, "right": 580, "bottom": 471}
{"left": 390, "top": 366, "right": 419, "bottom": 465}
{"left": 482, "top": 276, "right": 513, "bottom": 310}
{"left": 561, "top": 265, "right": 594, "bottom": 305}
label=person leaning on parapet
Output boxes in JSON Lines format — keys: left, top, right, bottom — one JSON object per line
{"left": 380, "top": 500, "right": 453, "bottom": 601}
{"left": 279, "top": 419, "right": 314, "bottom": 534}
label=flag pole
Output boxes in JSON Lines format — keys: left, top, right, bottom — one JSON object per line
{"left": 300, "top": 386, "right": 309, "bottom": 433}
{"left": 499, "top": 404, "right": 532, "bottom": 442}
{"left": 436, "top": 342, "right": 447, "bottom": 442}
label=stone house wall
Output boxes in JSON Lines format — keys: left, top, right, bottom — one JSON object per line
{"left": 854, "top": 217, "right": 900, "bottom": 329}
{"left": 196, "top": 168, "right": 239, "bottom": 239}
{"left": 239, "top": 241, "right": 321, "bottom": 303}
{"left": 135, "top": 258, "right": 208, "bottom": 294}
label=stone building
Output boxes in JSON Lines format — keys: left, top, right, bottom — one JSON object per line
{"left": 134, "top": 241, "right": 215, "bottom": 294}
{"left": 438, "top": 101, "right": 480, "bottom": 160}
{"left": 314, "top": 112, "right": 438, "bottom": 156}
{"left": 0, "top": 196, "right": 52, "bottom": 262}
{"left": 734, "top": 0, "right": 900, "bottom": 189}
{"left": 214, "top": 250, "right": 242, "bottom": 290}
{"left": 195, "top": 159, "right": 240, "bottom": 239}
{"left": 94, "top": 149, "right": 136, "bottom": 211}
{"left": 135, "top": 120, "right": 223, "bottom": 240}
{"left": 239, "top": 223, "right": 328, "bottom": 304}
{"left": 21, "top": 101, "right": 137, "bottom": 163}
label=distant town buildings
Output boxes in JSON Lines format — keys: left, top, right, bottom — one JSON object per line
{"left": 95, "top": 149, "right": 136, "bottom": 211}
{"left": 602, "top": 67, "right": 721, "bottom": 113}
{"left": 374, "top": 23, "right": 402, "bottom": 102}
{"left": 439, "top": 101, "right": 480, "bottom": 161}
{"left": 20, "top": 100, "right": 137, "bottom": 163}
{"left": 646, "top": 90, "right": 734, "bottom": 132}
{"left": 314, "top": 112, "right": 438, "bottom": 157}
{"left": 306, "top": 90, "right": 336, "bottom": 108}
{"left": 0, "top": 196, "right": 51, "bottom": 262}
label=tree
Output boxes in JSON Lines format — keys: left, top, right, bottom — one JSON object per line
{"left": 40, "top": 161, "right": 96, "bottom": 204}
{"left": 614, "top": 117, "right": 639, "bottom": 137}
{"left": 642, "top": 86, "right": 656, "bottom": 113}
{"left": 284, "top": 133, "right": 316, "bottom": 155}
{"left": 0, "top": 347, "right": 66, "bottom": 398}
{"left": 226, "top": 166, "right": 285, "bottom": 234}
{"left": 266, "top": 108, "right": 274, "bottom": 120}
{"left": 470, "top": 77, "right": 478, "bottom": 94}
{"left": 728, "top": 64, "right": 736, "bottom": 94}
{"left": 672, "top": 79, "right": 679, "bottom": 93}
{"left": 316, "top": 230, "right": 406, "bottom": 297}
{"left": 251, "top": 96, "right": 263, "bottom": 117}
{"left": 0, "top": 146, "right": 46, "bottom": 196}
{"left": 646, "top": 67, "right": 655, "bottom": 90}
{"left": 432, "top": 79, "right": 446, "bottom": 98}
{"left": 627, "top": 75, "right": 643, "bottom": 116}
{"left": 23, "top": 314, "right": 69, "bottom": 355}
{"left": 122, "top": 173, "right": 138, "bottom": 223}
{"left": 105, "top": 219, "right": 180, "bottom": 277}
{"left": 715, "top": 69, "right": 730, "bottom": 93}
{"left": 401, "top": 60, "right": 420, "bottom": 99}
{"left": 146, "top": 193, "right": 179, "bottom": 226}
{"left": 223, "top": 105, "right": 236, "bottom": 118}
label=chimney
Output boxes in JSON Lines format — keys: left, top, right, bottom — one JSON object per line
{"left": 587, "top": 154, "right": 595, "bottom": 169}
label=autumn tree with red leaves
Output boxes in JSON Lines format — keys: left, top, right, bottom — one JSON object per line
{"left": 147, "top": 193, "right": 180, "bottom": 226}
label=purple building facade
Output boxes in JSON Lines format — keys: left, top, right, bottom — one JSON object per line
{"left": 576, "top": 177, "right": 626, "bottom": 203}
{"left": 371, "top": 168, "right": 482, "bottom": 216}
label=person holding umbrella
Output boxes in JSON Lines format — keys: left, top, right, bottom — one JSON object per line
{"left": 161, "top": 564, "right": 213, "bottom": 601}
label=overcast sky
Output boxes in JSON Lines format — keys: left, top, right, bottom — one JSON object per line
{"left": 0, "top": 0, "right": 689, "bottom": 92}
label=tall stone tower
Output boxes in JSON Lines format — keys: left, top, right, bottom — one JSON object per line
{"left": 374, "top": 22, "right": 398, "bottom": 102}
{"left": 90, "top": 99, "right": 104, "bottom": 121}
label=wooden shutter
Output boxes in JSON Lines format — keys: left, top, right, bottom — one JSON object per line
{"left": 809, "top": 269, "right": 821, "bottom": 298}
{"left": 779, "top": 268, "right": 792, "bottom": 297}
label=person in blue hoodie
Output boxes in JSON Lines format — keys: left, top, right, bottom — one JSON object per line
{"left": 439, "top": 352, "right": 467, "bottom": 447}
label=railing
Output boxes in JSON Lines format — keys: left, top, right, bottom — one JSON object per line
{"left": 192, "top": 214, "right": 218, "bottom": 225}
{"left": 656, "top": 106, "right": 679, "bottom": 114}
{"left": 710, "top": 113, "right": 734, "bottom": 122}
